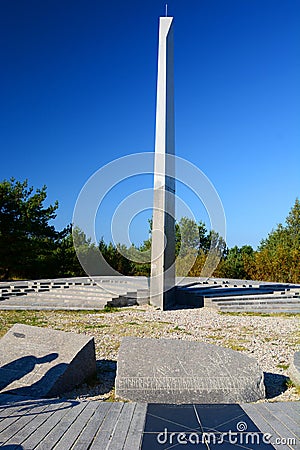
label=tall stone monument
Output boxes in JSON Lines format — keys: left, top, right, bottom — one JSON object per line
{"left": 115, "top": 17, "right": 267, "bottom": 406}
{"left": 150, "top": 16, "right": 176, "bottom": 310}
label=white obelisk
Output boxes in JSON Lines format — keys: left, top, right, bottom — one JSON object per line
{"left": 150, "top": 15, "right": 176, "bottom": 310}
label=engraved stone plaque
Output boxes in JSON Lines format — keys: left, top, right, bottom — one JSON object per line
{"left": 115, "top": 337, "right": 265, "bottom": 403}
{"left": 0, "top": 323, "right": 96, "bottom": 398}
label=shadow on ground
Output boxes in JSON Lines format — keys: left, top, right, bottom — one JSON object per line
{"left": 0, "top": 394, "right": 79, "bottom": 419}
{"left": 95, "top": 359, "right": 117, "bottom": 393}
{"left": 61, "top": 359, "right": 117, "bottom": 399}
{"left": 264, "top": 372, "right": 289, "bottom": 398}
{"left": 0, "top": 446, "right": 24, "bottom": 449}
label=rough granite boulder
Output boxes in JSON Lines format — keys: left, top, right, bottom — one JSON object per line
{"left": 115, "top": 337, "right": 265, "bottom": 403}
{"left": 0, "top": 323, "right": 96, "bottom": 397}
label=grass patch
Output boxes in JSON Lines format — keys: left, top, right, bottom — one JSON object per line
{"left": 206, "top": 335, "right": 223, "bottom": 340}
{"left": 84, "top": 324, "right": 110, "bottom": 329}
{"left": 0, "top": 310, "right": 109, "bottom": 336}
{"left": 284, "top": 378, "right": 300, "bottom": 395}
{"left": 101, "top": 306, "right": 146, "bottom": 314}
{"left": 110, "top": 321, "right": 169, "bottom": 338}
{"left": 103, "top": 305, "right": 122, "bottom": 313}
{"left": 264, "top": 337, "right": 274, "bottom": 342}
{"left": 227, "top": 344, "right": 248, "bottom": 352}
{"left": 224, "top": 338, "right": 249, "bottom": 352}
{"left": 276, "top": 363, "right": 290, "bottom": 370}
{"left": 104, "top": 388, "right": 116, "bottom": 402}
{"left": 240, "top": 326, "right": 253, "bottom": 334}
{"left": 50, "top": 310, "right": 105, "bottom": 315}
{"left": 168, "top": 325, "right": 192, "bottom": 335}
{"left": 285, "top": 378, "right": 295, "bottom": 389}
{"left": 104, "top": 389, "right": 130, "bottom": 403}
{"left": 125, "top": 321, "right": 140, "bottom": 326}
{"left": 0, "top": 311, "right": 49, "bottom": 337}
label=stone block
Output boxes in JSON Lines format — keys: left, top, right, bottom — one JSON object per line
{"left": 115, "top": 337, "right": 265, "bottom": 403}
{"left": 289, "top": 351, "right": 300, "bottom": 386}
{"left": 0, "top": 323, "right": 96, "bottom": 398}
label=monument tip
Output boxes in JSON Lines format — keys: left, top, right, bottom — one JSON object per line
{"left": 165, "top": 3, "right": 168, "bottom": 16}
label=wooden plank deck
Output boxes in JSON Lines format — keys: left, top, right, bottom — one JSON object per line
{"left": 0, "top": 393, "right": 299, "bottom": 449}
{"left": 242, "top": 402, "right": 300, "bottom": 450}
{"left": 0, "top": 394, "right": 146, "bottom": 450}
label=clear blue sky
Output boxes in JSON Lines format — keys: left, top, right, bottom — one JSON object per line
{"left": 1, "top": 0, "right": 299, "bottom": 249}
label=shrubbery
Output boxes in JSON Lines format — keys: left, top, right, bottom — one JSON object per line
{"left": 1, "top": 178, "right": 299, "bottom": 283}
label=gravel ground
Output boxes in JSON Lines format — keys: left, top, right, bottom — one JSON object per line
{"left": 51, "top": 305, "right": 300, "bottom": 403}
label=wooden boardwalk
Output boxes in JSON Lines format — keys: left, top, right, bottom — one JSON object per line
{"left": 0, "top": 394, "right": 146, "bottom": 450}
{"left": 0, "top": 393, "right": 299, "bottom": 449}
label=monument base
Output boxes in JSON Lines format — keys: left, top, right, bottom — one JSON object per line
{"left": 115, "top": 337, "right": 265, "bottom": 403}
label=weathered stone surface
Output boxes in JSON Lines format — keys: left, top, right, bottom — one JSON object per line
{"left": 150, "top": 17, "right": 176, "bottom": 311}
{"left": 115, "top": 337, "right": 265, "bottom": 403}
{"left": 0, "top": 323, "right": 96, "bottom": 397}
{"left": 289, "top": 351, "right": 300, "bottom": 386}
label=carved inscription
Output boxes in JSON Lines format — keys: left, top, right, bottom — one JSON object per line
{"left": 117, "top": 376, "right": 254, "bottom": 391}
{"left": 115, "top": 337, "right": 265, "bottom": 402}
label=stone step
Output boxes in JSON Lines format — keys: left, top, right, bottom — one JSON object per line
{"left": 219, "top": 306, "right": 300, "bottom": 313}
{"left": 10, "top": 295, "right": 114, "bottom": 304}
{"left": 0, "top": 279, "right": 142, "bottom": 309}
{"left": 212, "top": 296, "right": 300, "bottom": 305}
{"left": 0, "top": 284, "right": 140, "bottom": 301}
{"left": 0, "top": 303, "right": 108, "bottom": 310}
{"left": 2, "top": 295, "right": 120, "bottom": 304}
{"left": 27, "top": 286, "right": 123, "bottom": 295}
{"left": 202, "top": 288, "right": 278, "bottom": 298}
{"left": 0, "top": 277, "right": 148, "bottom": 292}
{"left": 0, "top": 295, "right": 111, "bottom": 307}
{"left": 1, "top": 291, "right": 28, "bottom": 298}
{"left": 216, "top": 303, "right": 300, "bottom": 311}
{"left": 107, "top": 298, "right": 137, "bottom": 307}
